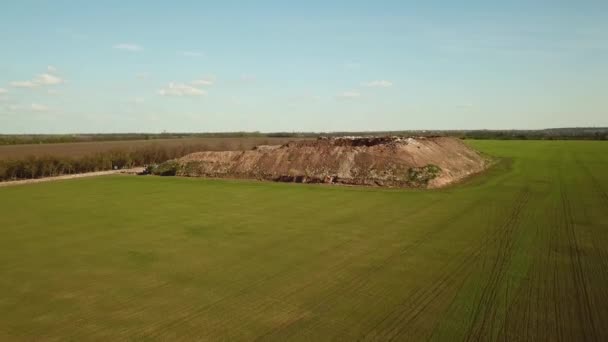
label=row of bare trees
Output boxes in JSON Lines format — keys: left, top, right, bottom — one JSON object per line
{"left": 0, "top": 144, "right": 210, "bottom": 181}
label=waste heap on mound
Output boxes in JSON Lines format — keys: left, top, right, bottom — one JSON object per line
{"left": 165, "top": 136, "right": 489, "bottom": 188}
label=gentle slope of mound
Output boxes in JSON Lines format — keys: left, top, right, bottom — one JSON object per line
{"left": 169, "top": 136, "right": 489, "bottom": 188}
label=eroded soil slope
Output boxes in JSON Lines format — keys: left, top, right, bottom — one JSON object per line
{"left": 172, "top": 136, "right": 489, "bottom": 188}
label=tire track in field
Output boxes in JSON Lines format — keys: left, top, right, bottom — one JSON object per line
{"left": 549, "top": 173, "right": 585, "bottom": 342}
{"left": 141, "top": 198, "right": 449, "bottom": 340}
{"left": 372, "top": 201, "right": 506, "bottom": 341}
{"left": 578, "top": 160, "right": 608, "bottom": 287}
{"left": 62, "top": 195, "right": 405, "bottom": 340}
{"left": 64, "top": 236, "right": 358, "bottom": 341}
{"left": 63, "top": 195, "right": 424, "bottom": 339}
{"left": 547, "top": 193, "right": 565, "bottom": 341}
{"left": 371, "top": 240, "right": 484, "bottom": 341}
{"left": 58, "top": 230, "right": 334, "bottom": 340}
{"left": 366, "top": 188, "right": 528, "bottom": 340}
{"left": 580, "top": 162, "right": 608, "bottom": 204}
{"left": 250, "top": 196, "right": 493, "bottom": 341}
{"left": 300, "top": 197, "right": 493, "bottom": 338}
{"left": 500, "top": 183, "right": 558, "bottom": 341}
{"left": 197, "top": 198, "right": 457, "bottom": 340}
{"left": 504, "top": 166, "right": 599, "bottom": 342}
{"left": 270, "top": 245, "right": 479, "bottom": 342}
{"left": 559, "top": 163, "right": 601, "bottom": 341}
{"left": 451, "top": 188, "right": 530, "bottom": 342}
{"left": 576, "top": 158, "right": 608, "bottom": 339}
{"left": 359, "top": 191, "right": 529, "bottom": 341}
{"left": 497, "top": 239, "right": 534, "bottom": 341}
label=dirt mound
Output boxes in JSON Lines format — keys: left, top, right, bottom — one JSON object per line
{"left": 171, "top": 136, "right": 489, "bottom": 188}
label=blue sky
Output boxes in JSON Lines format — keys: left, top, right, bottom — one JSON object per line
{"left": 0, "top": 1, "right": 607, "bottom": 133}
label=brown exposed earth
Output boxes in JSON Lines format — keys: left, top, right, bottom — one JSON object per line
{"left": 172, "top": 136, "right": 489, "bottom": 188}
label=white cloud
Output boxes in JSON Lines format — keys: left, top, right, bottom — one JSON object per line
{"left": 47, "top": 65, "right": 57, "bottom": 73}
{"left": 0, "top": 88, "right": 7, "bottom": 94}
{"left": 113, "top": 43, "right": 143, "bottom": 52}
{"left": 178, "top": 51, "right": 204, "bottom": 57}
{"left": 3, "top": 103, "right": 53, "bottom": 114}
{"left": 158, "top": 83, "right": 206, "bottom": 97}
{"left": 30, "top": 104, "right": 49, "bottom": 112}
{"left": 337, "top": 91, "right": 361, "bottom": 99}
{"left": 362, "top": 80, "right": 393, "bottom": 88}
{"left": 133, "top": 97, "right": 145, "bottom": 104}
{"left": 37, "top": 73, "right": 64, "bottom": 85}
{"left": 10, "top": 72, "right": 64, "bottom": 88}
{"left": 10, "top": 81, "right": 37, "bottom": 88}
{"left": 191, "top": 79, "right": 214, "bottom": 86}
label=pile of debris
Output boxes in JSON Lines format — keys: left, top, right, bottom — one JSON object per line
{"left": 159, "top": 136, "right": 489, "bottom": 188}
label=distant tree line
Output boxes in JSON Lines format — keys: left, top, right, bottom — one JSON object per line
{"left": 1, "top": 128, "right": 607, "bottom": 146}
{"left": 0, "top": 144, "right": 209, "bottom": 182}
{"left": 454, "top": 128, "right": 608, "bottom": 141}
{"left": 0, "top": 132, "right": 270, "bottom": 146}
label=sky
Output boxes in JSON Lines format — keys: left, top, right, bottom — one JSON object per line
{"left": 0, "top": 1, "right": 607, "bottom": 133}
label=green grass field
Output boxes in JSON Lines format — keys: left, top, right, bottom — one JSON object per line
{"left": 1, "top": 140, "right": 607, "bottom": 341}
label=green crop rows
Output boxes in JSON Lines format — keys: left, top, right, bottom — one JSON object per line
{"left": 0, "top": 140, "right": 606, "bottom": 340}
